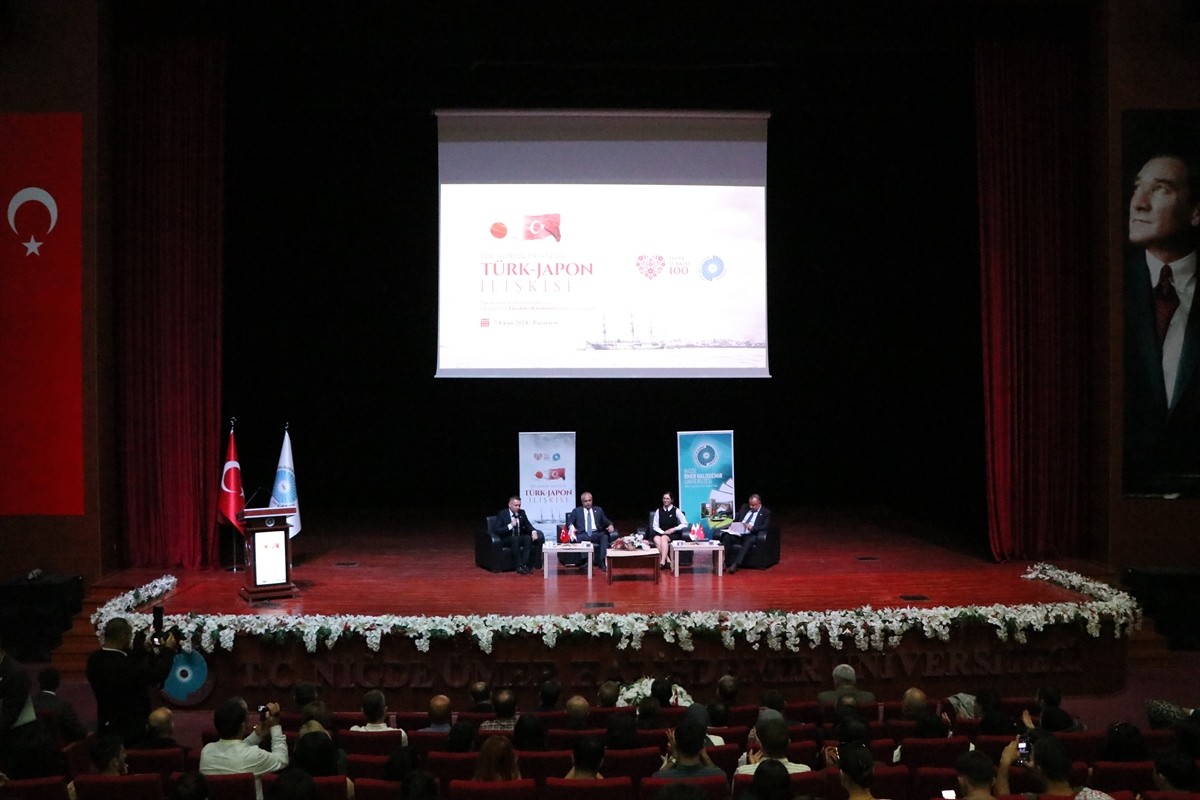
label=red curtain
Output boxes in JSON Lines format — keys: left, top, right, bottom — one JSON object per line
{"left": 114, "top": 33, "right": 226, "bottom": 568}
{"left": 975, "top": 41, "right": 1090, "bottom": 561}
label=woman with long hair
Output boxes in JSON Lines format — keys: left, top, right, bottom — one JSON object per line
{"left": 473, "top": 735, "right": 520, "bottom": 781}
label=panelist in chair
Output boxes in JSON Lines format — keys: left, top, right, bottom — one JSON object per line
{"left": 567, "top": 491, "right": 616, "bottom": 571}
{"left": 495, "top": 495, "right": 542, "bottom": 574}
{"left": 724, "top": 493, "right": 771, "bottom": 574}
{"left": 651, "top": 492, "right": 688, "bottom": 570}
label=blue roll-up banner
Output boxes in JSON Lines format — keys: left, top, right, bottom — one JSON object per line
{"left": 677, "top": 430, "right": 735, "bottom": 538}
{"left": 518, "top": 432, "right": 577, "bottom": 531}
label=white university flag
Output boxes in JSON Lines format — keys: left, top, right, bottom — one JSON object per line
{"left": 269, "top": 429, "right": 302, "bottom": 538}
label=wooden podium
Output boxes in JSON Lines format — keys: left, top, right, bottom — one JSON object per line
{"left": 239, "top": 507, "right": 297, "bottom": 601}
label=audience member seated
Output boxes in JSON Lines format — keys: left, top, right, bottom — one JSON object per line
{"left": 1102, "top": 721, "right": 1153, "bottom": 762}
{"left": 748, "top": 758, "right": 793, "bottom": 800}
{"left": 735, "top": 716, "right": 811, "bottom": 775}
{"left": 446, "top": 721, "right": 478, "bottom": 752}
{"left": 269, "top": 768, "right": 317, "bottom": 800}
{"left": 996, "top": 731, "right": 1115, "bottom": 800}
{"left": 564, "top": 736, "right": 606, "bottom": 780}
{"left": 636, "top": 697, "right": 665, "bottom": 731}
{"left": 818, "top": 664, "right": 876, "bottom": 705}
{"left": 682, "top": 704, "right": 722, "bottom": 747}
{"left": 291, "top": 731, "right": 353, "bottom": 800}
{"left": 68, "top": 734, "right": 128, "bottom": 800}
{"left": 955, "top": 750, "right": 998, "bottom": 800}
{"left": 0, "top": 637, "right": 60, "bottom": 779}
{"left": 902, "top": 687, "right": 950, "bottom": 736}
{"left": 596, "top": 682, "right": 620, "bottom": 709}
{"left": 651, "top": 718, "right": 724, "bottom": 779}
{"left": 606, "top": 714, "right": 640, "bottom": 750}
{"left": 468, "top": 682, "right": 493, "bottom": 713}
{"left": 34, "top": 667, "right": 88, "bottom": 743}
{"left": 717, "top": 675, "right": 739, "bottom": 706}
{"left": 401, "top": 770, "right": 439, "bottom": 800}
{"left": 1145, "top": 700, "right": 1198, "bottom": 731}
{"left": 537, "top": 680, "right": 561, "bottom": 712}
{"left": 1023, "top": 685, "right": 1082, "bottom": 734}
{"left": 349, "top": 690, "right": 407, "bottom": 746}
{"left": 760, "top": 689, "right": 801, "bottom": 726}
{"left": 293, "top": 684, "right": 321, "bottom": 711}
{"left": 479, "top": 689, "right": 519, "bottom": 732}
{"left": 130, "top": 707, "right": 181, "bottom": 749}
{"left": 420, "top": 695, "right": 453, "bottom": 733}
{"left": 1151, "top": 749, "right": 1198, "bottom": 793}
{"left": 512, "top": 715, "right": 546, "bottom": 751}
{"left": 473, "top": 735, "right": 520, "bottom": 781}
{"left": 169, "top": 771, "right": 208, "bottom": 800}
{"left": 301, "top": 701, "right": 334, "bottom": 732}
{"left": 199, "top": 699, "right": 289, "bottom": 800}
{"left": 562, "top": 695, "right": 591, "bottom": 730}
{"left": 976, "top": 689, "right": 1020, "bottom": 736}
{"left": 831, "top": 741, "right": 879, "bottom": 800}
{"left": 651, "top": 679, "right": 677, "bottom": 709}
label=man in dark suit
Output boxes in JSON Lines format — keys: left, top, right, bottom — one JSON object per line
{"left": 34, "top": 667, "right": 88, "bottom": 743}
{"left": 492, "top": 496, "right": 542, "bottom": 574}
{"left": 86, "top": 617, "right": 176, "bottom": 744}
{"left": 724, "top": 493, "right": 772, "bottom": 574}
{"left": 567, "top": 491, "right": 616, "bottom": 571}
{"left": 1123, "top": 149, "right": 1200, "bottom": 494}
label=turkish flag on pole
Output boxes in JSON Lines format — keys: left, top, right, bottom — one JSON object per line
{"left": 218, "top": 429, "right": 246, "bottom": 534}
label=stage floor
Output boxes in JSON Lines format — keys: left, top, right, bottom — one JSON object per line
{"left": 93, "top": 507, "right": 1105, "bottom": 618}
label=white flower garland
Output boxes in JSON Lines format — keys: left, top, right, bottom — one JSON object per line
{"left": 89, "top": 563, "right": 1141, "bottom": 656}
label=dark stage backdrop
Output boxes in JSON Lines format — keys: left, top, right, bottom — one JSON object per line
{"left": 205, "top": 2, "right": 1089, "bottom": 542}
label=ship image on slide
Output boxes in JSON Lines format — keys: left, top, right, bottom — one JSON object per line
{"left": 586, "top": 314, "right": 666, "bottom": 350}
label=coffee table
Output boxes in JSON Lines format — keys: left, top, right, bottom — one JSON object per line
{"left": 670, "top": 540, "right": 725, "bottom": 576}
{"left": 606, "top": 548, "right": 659, "bottom": 584}
{"left": 540, "top": 541, "right": 594, "bottom": 580}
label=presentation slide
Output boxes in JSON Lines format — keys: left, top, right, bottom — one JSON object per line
{"left": 435, "top": 110, "right": 770, "bottom": 378}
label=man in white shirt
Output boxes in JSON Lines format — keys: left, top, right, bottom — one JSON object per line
{"left": 199, "top": 698, "right": 288, "bottom": 800}
{"left": 349, "top": 689, "right": 408, "bottom": 745}
{"left": 735, "top": 714, "right": 811, "bottom": 775}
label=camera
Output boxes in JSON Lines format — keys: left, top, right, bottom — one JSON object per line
{"left": 257, "top": 704, "right": 269, "bottom": 721}
{"left": 942, "top": 791, "right": 957, "bottom": 799}
{"left": 1016, "top": 736, "right": 1030, "bottom": 764}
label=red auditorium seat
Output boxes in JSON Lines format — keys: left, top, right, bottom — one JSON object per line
{"left": 338, "top": 729, "right": 407, "bottom": 756}
{"left": 708, "top": 726, "right": 750, "bottom": 748}
{"left": 787, "top": 723, "right": 820, "bottom": 741}
{"left": 1089, "top": 761, "right": 1157, "bottom": 794}
{"left": 541, "top": 776, "right": 634, "bottom": 800}
{"left": 406, "top": 730, "right": 450, "bottom": 761}
{"left": 869, "top": 738, "right": 897, "bottom": 764}
{"left": 1140, "top": 793, "right": 1200, "bottom": 800}
{"left": 871, "top": 764, "right": 913, "bottom": 800}
{"left": 638, "top": 774, "right": 728, "bottom": 800}
{"left": 972, "top": 735, "right": 1014, "bottom": 763}
{"left": 390, "top": 711, "right": 428, "bottom": 730}
{"left": 261, "top": 773, "right": 349, "bottom": 800}
{"left": 512, "top": 750, "right": 572, "bottom": 785}
{"left": 634, "top": 728, "right": 671, "bottom": 751}
{"left": 124, "top": 748, "right": 186, "bottom": 782}
{"left": 446, "top": 779, "right": 537, "bottom": 800}
{"left": 599, "top": 746, "right": 664, "bottom": 787}
{"left": 345, "top": 754, "right": 390, "bottom": 780}
{"left": 72, "top": 774, "right": 164, "bottom": 800}
{"left": 732, "top": 770, "right": 823, "bottom": 800}
{"left": 727, "top": 704, "right": 762, "bottom": 728}
{"left": 1057, "top": 730, "right": 1107, "bottom": 764}
{"left": 897, "top": 736, "right": 972, "bottom": 768}
{"left": 911, "top": 766, "right": 959, "bottom": 800}
{"left": 784, "top": 701, "right": 823, "bottom": 724}
{"left": 61, "top": 734, "right": 95, "bottom": 779}
{"left": 331, "top": 711, "right": 367, "bottom": 730}
{"left": 0, "top": 776, "right": 70, "bottom": 800}
{"left": 350, "top": 778, "right": 403, "bottom": 800}
{"left": 786, "top": 739, "right": 821, "bottom": 769}
{"left": 199, "top": 772, "right": 258, "bottom": 800}
{"left": 706, "top": 743, "right": 743, "bottom": 778}
{"left": 425, "top": 752, "right": 480, "bottom": 792}
{"left": 546, "top": 728, "right": 606, "bottom": 749}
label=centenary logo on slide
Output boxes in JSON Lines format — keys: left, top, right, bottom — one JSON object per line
{"left": 700, "top": 255, "right": 726, "bottom": 281}
{"left": 534, "top": 467, "right": 567, "bottom": 480}
{"left": 489, "top": 214, "right": 562, "bottom": 242}
{"left": 637, "top": 254, "right": 665, "bottom": 279}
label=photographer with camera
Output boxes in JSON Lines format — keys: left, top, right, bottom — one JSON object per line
{"left": 86, "top": 615, "right": 177, "bottom": 744}
{"left": 199, "top": 698, "right": 288, "bottom": 800}
{"left": 996, "top": 732, "right": 1115, "bottom": 800}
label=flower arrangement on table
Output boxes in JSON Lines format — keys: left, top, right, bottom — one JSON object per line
{"left": 611, "top": 533, "right": 651, "bottom": 550}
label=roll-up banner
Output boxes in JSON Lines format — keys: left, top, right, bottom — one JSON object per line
{"left": 677, "top": 430, "right": 735, "bottom": 538}
{"left": 518, "top": 431, "right": 577, "bottom": 531}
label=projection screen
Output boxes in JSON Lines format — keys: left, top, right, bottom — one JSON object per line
{"left": 436, "top": 110, "right": 770, "bottom": 378}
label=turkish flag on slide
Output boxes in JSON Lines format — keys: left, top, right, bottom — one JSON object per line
{"left": 524, "top": 214, "right": 561, "bottom": 242}
{"left": 218, "top": 430, "right": 246, "bottom": 534}
{"left": 0, "top": 114, "right": 83, "bottom": 515}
